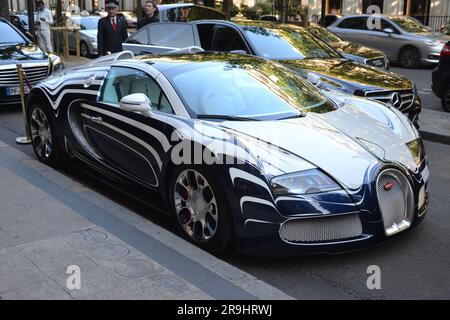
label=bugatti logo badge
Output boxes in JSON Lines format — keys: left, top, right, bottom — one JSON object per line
{"left": 390, "top": 92, "right": 402, "bottom": 108}
{"left": 384, "top": 181, "right": 393, "bottom": 190}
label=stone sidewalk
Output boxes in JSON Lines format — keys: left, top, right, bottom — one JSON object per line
{"left": 0, "top": 139, "right": 292, "bottom": 300}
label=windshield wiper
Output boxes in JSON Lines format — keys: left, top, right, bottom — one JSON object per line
{"left": 278, "top": 113, "right": 307, "bottom": 120}
{"left": 197, "top": 114, "right": 260, "bottom": 121}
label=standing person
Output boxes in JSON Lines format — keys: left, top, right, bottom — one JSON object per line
{"left": 137, "top": 0, "right": 159, "bottom": 29}
{"left": 35, "top": 0, "right": 53, "bottom": 52}
{"left": 97, "top": 0, "right": 128, "bottom": 56}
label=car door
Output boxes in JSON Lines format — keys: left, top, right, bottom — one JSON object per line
{"left": 123, "top": 23, "right": 197, "bottom": 55}
{"left": 331, "top": 17, "right": 372, "bottom": 45}
{"left": 72, "top": 66, "right": 176, "bottom": 189}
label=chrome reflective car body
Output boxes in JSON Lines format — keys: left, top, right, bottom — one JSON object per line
{"left": 26, "top": 52, "right": 429, "bottom": 256}
{"left": 0, "top": 18, "right": 62, "bottom": 106}
{"left": 123, "top": 20, "right": 421, "bottom": 125}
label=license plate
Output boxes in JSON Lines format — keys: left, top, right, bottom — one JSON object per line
{"left": 370, "top": 59, "right": 384, "bottom": 67}
{"left": 5, "top": 86, "right": 30, "bottom": 96}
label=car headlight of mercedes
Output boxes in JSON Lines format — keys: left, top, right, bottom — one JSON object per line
{"left": 270, "top": 169, "right": 341, "bottom": 195}
{"left": 49, "top": 54, "right": 63, "bottom": 73}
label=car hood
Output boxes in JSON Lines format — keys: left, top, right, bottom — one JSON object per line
{"left": 279, "top": 58, "right": 412, "bottom": 92}
{"left": 330, "top": 41, "right": 384, "bottom": 59}
{"left": 410, "top": 32, "right": 450, "bottom": 42}
{"left": 218, "top": 106, "right": 420, "bottom": 190}
{"left": 80, "top": 29, "right": 97, "bottom": 38}
{"left": 0, "top": 42, "right": 48, "bottom": 65}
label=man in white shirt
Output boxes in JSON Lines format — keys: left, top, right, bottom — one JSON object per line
{"left": 36, "top": 0, "right": 53, "bottom": 52}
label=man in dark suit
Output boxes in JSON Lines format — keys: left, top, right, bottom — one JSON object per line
{"left": 97, "top": 0, "right": 128, "bottom": 56}
{"left": 137, "top": 0, "right": 159, "bottom": 29}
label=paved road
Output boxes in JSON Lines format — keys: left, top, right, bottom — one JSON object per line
{"left": 0, "top": 71, "right": 449, "bottom": 299}
{"left": 225, "top": 140, "right": 450, "bottom": 299}
{"left": 390, "top": 65, "right": 442, "bottom": 112}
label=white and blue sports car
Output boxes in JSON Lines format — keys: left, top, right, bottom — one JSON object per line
{"left": 26, "top": 51, "right": 429, "bottom": 256}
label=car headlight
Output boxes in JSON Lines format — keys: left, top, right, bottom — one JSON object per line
{"left": 88, "top": 36, "right": 96, "bottom": 43}
{"left": 425, "top": 39, "right": 442, "bottom": 46}
{"left": 270, "top": 169, "right": 341, "bottom": 195}
{"left": 49, "top": 54, "right": 63, "bottom": 73}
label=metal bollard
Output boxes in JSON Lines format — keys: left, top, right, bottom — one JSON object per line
{"left": 16, "top": 64, "right": 32, "bottom": 145}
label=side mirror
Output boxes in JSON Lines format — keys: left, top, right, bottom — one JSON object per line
{"left": 120, "top": 93, "right": 152, "bottom": 117}
{"left": 383, "top": 28, "right": 394, "bottom": 35}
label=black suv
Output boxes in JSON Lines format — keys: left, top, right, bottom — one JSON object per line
{"left": 432, "top": 41, "right": 450, "bottom": 112}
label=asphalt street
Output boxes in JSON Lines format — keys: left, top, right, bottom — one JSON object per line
{"left": 0, "top": 66, "right": 449, "bottom": 300}
{"left": 390, "top": 65, "right": 442, "bottom": 112}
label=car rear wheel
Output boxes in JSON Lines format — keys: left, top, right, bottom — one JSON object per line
{"left": 399, "top": 47, "right": 421, "bottom": 68}
{"left": 168, "top": 166, "right": 234, "bottom": 253}
{"left": 80, "top": 41, "right": 89, "bottom": 58}
{"left": 28, "top": 103, "right": 62, "bottom": 167}
{"left": 442, "top": 85, "right": 450, "bottom": 112}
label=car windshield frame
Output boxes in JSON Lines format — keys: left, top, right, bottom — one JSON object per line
{"left": 162, "top": 56, "right": 336, "bottom": 121}
{"left": 389, "top": 17, "right": 431, "bottom": 33}
{"left": 308, "top": 24, "right": 342, "bottom": 43}
{"left": 0, "top": 20, "right": 27, "bottom": 45}
{"left": 69, "top": 16, "right": 100, "bottom": 30}
{"left": 242, "top": 25, "right": 342, "bottom": 61}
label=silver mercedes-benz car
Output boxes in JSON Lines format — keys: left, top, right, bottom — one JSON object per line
{"left": 66, "top": 15, "right": 100, "bottom": 57}
{"left": 328, "top": 15, "right": 450, "bottom": 68}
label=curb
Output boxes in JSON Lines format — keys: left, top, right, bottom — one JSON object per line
{"left": 419, "top": 129, "right": 450, "bottom": 145}
{"left": 0, "top": 138, "right": 293, "bottom": 300}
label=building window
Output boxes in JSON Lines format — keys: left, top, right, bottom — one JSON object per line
{"left": 329, "top": 0, "right": 343, "bottom": 15}
{"left": 363, "top": 0, "right": 384, "bottom": 14}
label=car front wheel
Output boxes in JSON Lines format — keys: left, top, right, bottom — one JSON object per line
{"left": 27, "top": 102, "right": 62, "bottom": 167}
{"left": 80, "top": 41, "right": 89, "bottom": 58}
{"left": 399, "top": 47, "right": 421, "bottom": 68}
{"left": 168, "top": 166, "right": 234, "bottom": 253}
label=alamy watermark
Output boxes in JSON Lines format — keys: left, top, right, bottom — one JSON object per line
{"left": 66, "top": 265, "right": 81, "bottom": 290}
{"left": 366, "top": 265, "right": 381, "bottom": 290}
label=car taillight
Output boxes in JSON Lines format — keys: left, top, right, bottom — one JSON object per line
{"left": 441, "top": 44, "right": 450, "bottom": 57}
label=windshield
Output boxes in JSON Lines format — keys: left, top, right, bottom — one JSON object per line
{"left": 389, "top": 17, "right": 431, "bottom": 33}
{"left": 165, "top": 56, "right": 335, "bottom": 120}
{"left": 0, "top": 20, "right": 26, "bottom": 44}
{"left": 243, "top": 25, "right": 341, "bottom": 60}
{"left": 69, "top": 17, "right": 100, "bottom": 30}
{"left": 308, "top": 24, "right": 342, "bottom": 42}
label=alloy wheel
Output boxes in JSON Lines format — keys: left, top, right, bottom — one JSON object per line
{"left": 30, "top": 107, "right": 53, "bottom": 160}
{"left": 80, "top": 42, "right": 89, "bottom": 57}
{"left": 174, "top": 169, "right": 219, "bottom": 243}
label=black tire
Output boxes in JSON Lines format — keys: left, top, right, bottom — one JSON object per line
{"left": 80, "top": 41, "right": 89, "bottom": 58}
{"left": 168, "top": 165, "right": 234, "bottom": 253}
{"left": 27, "top": 102, "right": 63, "bottom": 167}
{"left": 442, "top": 84, "right": 450, "bottom": 112}
{"left": 399, "top": 47, "right": 421, "bottom": 68}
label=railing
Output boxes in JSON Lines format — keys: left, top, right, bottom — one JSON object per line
{"left": 428, "top": 16, "right": 450, "bottom": 32}
{"left": 49, "top": 27, "right": 81, "bottom": 58}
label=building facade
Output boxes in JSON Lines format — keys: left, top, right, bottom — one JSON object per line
{"left": 307, "top": 0, "right": 450, "bottom": 30}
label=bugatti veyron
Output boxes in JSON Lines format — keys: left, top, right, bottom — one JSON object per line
{"left": 25, "top": 51, "right": 429, "bottom": 256}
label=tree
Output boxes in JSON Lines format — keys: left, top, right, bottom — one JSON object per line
{"left": 222, "top": 0, "right": 232, "bottom": 19}
{"left": 0, "top": 0, "right": 10, "bottom": 20}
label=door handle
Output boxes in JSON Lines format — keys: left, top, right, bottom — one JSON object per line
{"left": 90, "top": 116, "right": 103, "bottom": 124}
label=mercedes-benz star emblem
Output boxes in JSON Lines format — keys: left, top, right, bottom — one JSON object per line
{"left": 390, "top": 92, "right": 402, "bottom": 108}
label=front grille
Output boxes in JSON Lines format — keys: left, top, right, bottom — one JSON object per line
{"left": 376, "top": 169, "right": 414, "bottom": 236}
{"left": 364, "top": 90, "right": 415, "bottom": 112}
{"left": 0, "top": 64, "right": 49, "bottom": 87}
{"left": 279, "top": 214, "right": 363, "bottom": 243}
{"left": 365, "top": 57, "right": 386, "bottom": 68}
